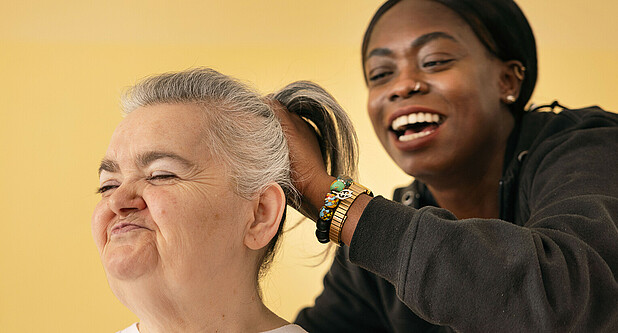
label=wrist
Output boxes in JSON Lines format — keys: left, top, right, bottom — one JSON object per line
{"left": 306, "top": 175, "right": 336, "bottom": 215}
{"left": 340, "top": 193, "right": 372, "bottom": 245}
{"left": 313, "top": 177, "right": 373, "bottom": 246}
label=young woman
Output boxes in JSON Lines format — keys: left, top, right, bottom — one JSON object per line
{"left": 276, "top": 0, "right": 618, "bottom": 331}
{"left": 92, "top": 68, "right": 357, "bottom": 333}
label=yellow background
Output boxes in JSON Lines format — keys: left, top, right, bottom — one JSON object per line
{"left": 1, "top": 1, "right": 616, "bottom": 331}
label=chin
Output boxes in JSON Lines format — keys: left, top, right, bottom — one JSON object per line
{"left": 390, "top": 145, "right": 451, "bottom": 179}
{"left": 103, "top": 243, "right": 158, "bottom": 281}
{"left": 395, "top": 159, "right": 441, "bottom": 184}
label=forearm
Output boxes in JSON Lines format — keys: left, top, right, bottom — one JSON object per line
{"left": 348, "top": 196, "right": 618, "bottom": 332}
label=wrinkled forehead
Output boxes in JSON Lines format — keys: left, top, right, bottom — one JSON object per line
{"left": 106, "top": 103, "right": 212, "bottom": 163}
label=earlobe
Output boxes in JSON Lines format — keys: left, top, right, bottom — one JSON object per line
{"left": 244, "top": 183, "right": 286, "bottom": 250}
{"left": 499, "top": 60, "right": 526, "bottom": 104}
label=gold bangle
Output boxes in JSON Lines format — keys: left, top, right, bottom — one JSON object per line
{"left": 329, "top": 182, "right": 373, "bottom": 245}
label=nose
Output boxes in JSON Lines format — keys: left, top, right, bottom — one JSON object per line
{"left": 107, "top": 181, "right": 147, "bottom": 217}
{"left": 388, "top": 68, "right": 422, "bottom": 102}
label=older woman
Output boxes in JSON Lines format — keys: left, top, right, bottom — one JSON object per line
{"left": 91, "top": 68, "right": 356, "bottom": 333}
{"left": 276, "top": 0, "right": 618, "bottom": 332}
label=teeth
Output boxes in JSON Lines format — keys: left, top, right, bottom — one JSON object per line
{"left": 409, "top": 113, "right": 417, "bottom": 124}
{"left": 399, "top": 129, "right": 435, "bottom": 142}
{"left": 417, "top": 113, "right": 425, "bottom": 123}
{"left": 392, "top": 116, "right": 406, "bottom": 131}
{"left": 391, "top": 112, "right": 442, "bottom": 131}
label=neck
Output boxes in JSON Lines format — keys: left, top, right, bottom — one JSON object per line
{"left": 426, "top": 170, "right": 501, "bottom": 219}
{"left": 421, "top": 108, "right": 514, "bottom": 219}
{"left": 423, "top": 142, "right": 508, "bottom": 220}
{"left": 111, "top": 265, "right": 287, "bottom": 333}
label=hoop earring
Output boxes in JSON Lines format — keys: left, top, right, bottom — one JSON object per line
{"left": 514, "top": 65, "right": 526, "bottom": 81}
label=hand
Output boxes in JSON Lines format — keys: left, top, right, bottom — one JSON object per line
{"left": 267, "top": 98, "right": 335, "bottom": 221}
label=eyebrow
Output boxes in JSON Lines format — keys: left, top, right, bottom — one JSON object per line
{"left": 137, "top": 151, "right": 195, "bottom": 169}
{"left": 98, "top": 151, "right": 195, "bottom": 175}
{"left": 365, "top": 31, "right": 458, "bottom": 61}
{"left": 98, "top": 159, "right": 119, "bottom": 175}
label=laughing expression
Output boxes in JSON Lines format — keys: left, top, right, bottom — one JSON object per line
{"left": 364, "top": 0, "right": 515, "bottom": 183}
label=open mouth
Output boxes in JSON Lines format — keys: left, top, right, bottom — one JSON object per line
{"left": 390, "top": 112, "right": 444, "bottom": 142}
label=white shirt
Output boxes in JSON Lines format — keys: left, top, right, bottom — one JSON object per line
{"left": 117, "top": 323, "right": 307, "bottom": 333}
{"left": 116, "top": 323, "right": 138, "bottom": 333}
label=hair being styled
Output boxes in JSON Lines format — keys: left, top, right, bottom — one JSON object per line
{"left": 362, "top": 0, "right": 538, "bottom": 117}
{"left": 121, "top": 67, "right": 357, "bottom": 279}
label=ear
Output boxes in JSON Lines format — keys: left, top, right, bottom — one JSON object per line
{"left": 244, "top": 183, "right": 286, "bottom": 250}
{"left": 498, "top": 60, "right": 525, "bottom": 104}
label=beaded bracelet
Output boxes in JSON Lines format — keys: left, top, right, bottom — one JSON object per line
{"left": 329, "top": 182, "right": 373, "bottom": 245}
{"left": 316, "top": 177, "right": 353, "bottom": 243}
{"left": 316, "top": 177, "right": 373, "bottom": 245}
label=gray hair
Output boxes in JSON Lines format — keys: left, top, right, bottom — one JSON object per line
{"left": 121, "top": 67, "right": 358, "bottom": 278}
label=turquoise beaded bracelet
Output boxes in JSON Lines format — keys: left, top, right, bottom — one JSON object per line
{"left": 316, "top": 176, "right": 353, "bottom": 243}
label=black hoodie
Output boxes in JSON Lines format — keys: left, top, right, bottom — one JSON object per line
{"left": 297, "top": 106, "right": 618, "bottom": 332}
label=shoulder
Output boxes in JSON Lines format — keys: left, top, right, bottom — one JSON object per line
{"left": 516, "top": 105, "right": 618, "bottom": 200}
{"left": 556, "top": 105, "right": 618, "bottom": 123}
{"left": 523, "top": 105, "right": 618, "bottom": 135}
{"left": 517, "top": 105, "right": 618, "bottom": 157}
{"left": 115, "top": 323, "right": 139, "bottom": 333}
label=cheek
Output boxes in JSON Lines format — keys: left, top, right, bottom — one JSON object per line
{"left": 460, "top": 65, "right": 502, "bottom": 111}
{"left": 146, "top": 190, "right": 176, "bottom": 218}
{"left": 145, "top": 183, "right": 250, "bottom": 261}
{"left": 143, "top": 190, "right": 178, "bottom": 243}
{"left": 433, "top": 74, "right": 484, "bottom": 116}
{"left": 145, "top": 186, "right": 222, "bottom": 247}
{"left": 367, "top": 90, "right": 381, "bottom": 121}
{"left": 367, "top": 89, "right": 387, "bottom": 136}
{"left": 91, "top": 200, "right": 113, "bottom": 254}
{"left": 198, "top": 192, "right": 251, "bottom": 251}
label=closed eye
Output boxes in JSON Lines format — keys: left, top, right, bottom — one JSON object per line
{"left": 422, "top": 59, "right": 454, "bottom": 69}
{"left": 146, "top": 173, "right": 178, "bottom": 182}
{"left": 369, "top": 71, "right": 392, "bottom": 82}
{"left": 96, "top": 185, "right": 118, "bottom": 194}
{"left": 96, "top": 173, "right": 179, "bottom": 194}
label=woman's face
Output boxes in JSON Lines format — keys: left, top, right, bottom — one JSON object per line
{"left": 365, "top": 0, "right": 514, "bottom": 181}
{"left": 92, "top": 103, "right": 253, "bottom": 291}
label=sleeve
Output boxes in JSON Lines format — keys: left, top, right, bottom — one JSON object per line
{"left": 295, "top": 245, "right": 447, "bottom": 332}
{"left": 348, "top": 116, "right": 618, "bottom": 332}
{"left": 294, "top": 247, "right": 392, "bottom": 333}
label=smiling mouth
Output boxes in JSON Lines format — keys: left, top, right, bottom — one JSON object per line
{"left": 390, "top": 112, "right": 445, "bottom": 142}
